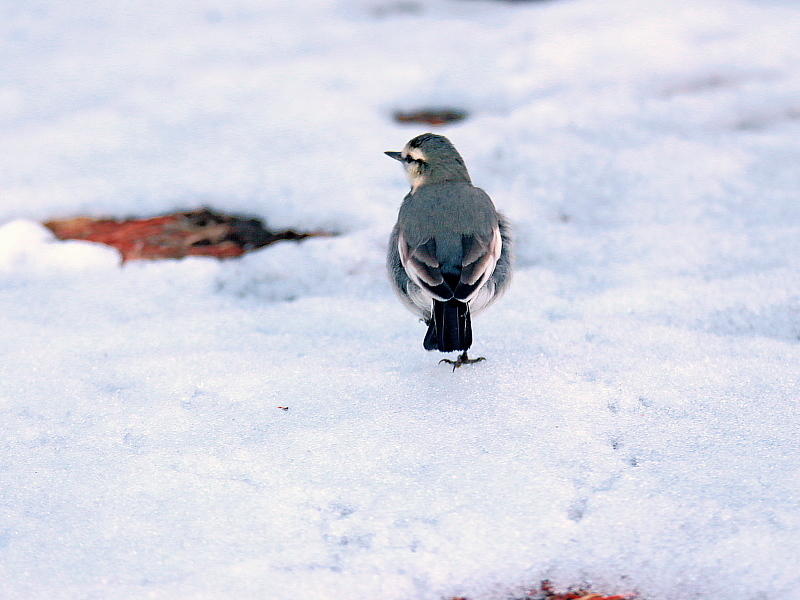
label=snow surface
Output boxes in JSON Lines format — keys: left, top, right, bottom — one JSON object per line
{"left": 2, "top": 0, "right": 800, "bottom": 598}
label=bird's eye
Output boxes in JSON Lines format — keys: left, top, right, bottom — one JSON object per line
{"left": 404, "top": 155, "right": 424, "bottom": 165}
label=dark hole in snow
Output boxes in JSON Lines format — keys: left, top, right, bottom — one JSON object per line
{"left": 458, "top": 0, "right": 557, "bottom": 3}
{"left": 44, "top": 208, "right": 333, "bottom": 263}
{"left": 448, "top": 580, "right": 636, "bottom": 600}
{"left": 371, "top": 1, "right": 422, "bottom": 17}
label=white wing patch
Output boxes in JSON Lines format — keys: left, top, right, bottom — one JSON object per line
{"left": 463, "top": 225, "right": 503, "bottom": 313}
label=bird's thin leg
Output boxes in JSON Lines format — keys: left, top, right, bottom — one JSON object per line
{"left": 439, "top": 351, "right": 486, "bottom": 371}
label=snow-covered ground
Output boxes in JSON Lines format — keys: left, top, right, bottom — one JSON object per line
{"left": 2, "top": 0, "right": 800, "bottom": 598}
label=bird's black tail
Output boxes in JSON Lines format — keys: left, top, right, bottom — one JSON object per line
{"left": 424, "top": 299, "right": 472, "bottom": 352}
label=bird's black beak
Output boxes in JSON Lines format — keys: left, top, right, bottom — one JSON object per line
{"left": 384, "top": 151, "right": 403, "bottom": 161}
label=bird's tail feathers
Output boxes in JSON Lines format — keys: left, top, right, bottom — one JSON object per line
{"left": 424, "top": 299, "right": 472, "bottom": 352}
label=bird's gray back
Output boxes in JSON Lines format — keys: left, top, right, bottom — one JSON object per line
{"left": 396, "top": 182, "right": 498, "bottom": 248}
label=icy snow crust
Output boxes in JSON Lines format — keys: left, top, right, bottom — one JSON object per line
{"left": 2, "top": 0, "right": 800, "bottom": 598}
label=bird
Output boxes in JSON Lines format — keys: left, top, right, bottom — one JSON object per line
{"left": 386, "top": 133, "right": 512, "bottom": 369}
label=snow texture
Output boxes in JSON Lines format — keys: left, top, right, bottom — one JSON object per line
{"left": 2, "top": 0, "right": 800, "bottom": 599}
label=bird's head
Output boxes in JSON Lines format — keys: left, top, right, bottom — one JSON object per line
{"left": 385, "top": 133, "right": 471, "bottom": 191}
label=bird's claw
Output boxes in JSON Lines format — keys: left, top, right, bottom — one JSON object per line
{"left": 439, "top": 351, "right": 486, "bottom": 371}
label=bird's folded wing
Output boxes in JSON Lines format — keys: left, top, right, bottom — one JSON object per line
{"left": 398, "top": 234, "right": 451, "bottom": 301}
{"left": 398, "top": 226, "right": 503, "bottom": 304}
{"left": 454, "top": 225, "right": 502, "bottom": 301}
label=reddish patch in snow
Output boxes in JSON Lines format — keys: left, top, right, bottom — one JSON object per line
{"left": 393, "top": 108, "right": 467, "bottom": 126}
{"left": 44, "top": 209, "right": 330, "bottom": 262}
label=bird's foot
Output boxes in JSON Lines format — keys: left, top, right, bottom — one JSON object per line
{"left": 439, "top": 351, "right": 486, "bottom": 371}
